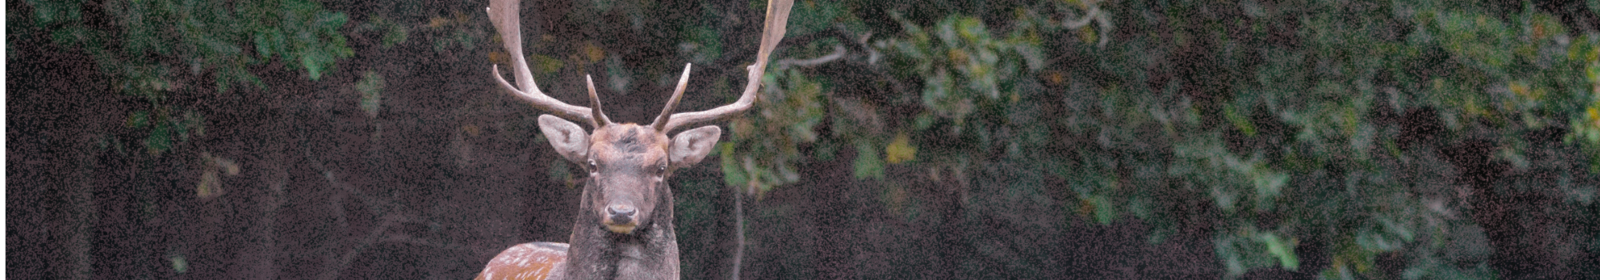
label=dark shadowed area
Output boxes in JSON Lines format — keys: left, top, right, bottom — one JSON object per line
{"left": 9, "top": 0, "right": 1600, "bottom": 279}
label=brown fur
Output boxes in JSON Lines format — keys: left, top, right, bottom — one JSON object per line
{"left": 586, "top": 124, "right": 669, "bottom": 232}
{"left": 568, "top": 123, "right": 680, "bottom": 280}
{"left": 588, "top": 124, "right": 670, "bottom": 168}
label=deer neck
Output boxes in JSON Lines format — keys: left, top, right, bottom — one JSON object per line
{"left": 566, "top": 184, "right": 679, "bottom": 280}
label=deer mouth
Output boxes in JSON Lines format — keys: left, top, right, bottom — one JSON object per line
{"left": 602, "top": 213, "right": 638, "bottom": 234}
{"left": 604, "top": 223, "right": 637, "bottom": 234}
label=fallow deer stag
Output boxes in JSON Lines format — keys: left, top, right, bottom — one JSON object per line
{"left": 475, "top": 0, "right": 791, "bottom": 279}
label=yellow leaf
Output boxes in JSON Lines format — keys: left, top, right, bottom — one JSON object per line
{"left": 885, "top": 132, "right": 916, "bottom": 164}
{"left": 1042, "top": 70, "right": 1066, "bottom": 86}
{"left": 581, "top": 42, "right": 605, "bottom": 63}
{"left": 1587, "top": 105, "right": 1600, "bottom": 127}
{"left": 1509, "top": 80, "right": 1541, "bottom": 100}
{"left": 947, "top": 49, "right": 969, "bottom": 64}
{"left": 1077, "top": 198, "right": 1095, "bottom": 217}
{"left": 487, "top": 50, "right": 509, "bottom": 65}
{"left": 196, "top": 152, "right": 240, "bottom": 199}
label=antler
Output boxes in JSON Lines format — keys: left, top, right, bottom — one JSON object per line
{"left": 584, "top": 75, "right": 612, "bottom": 127}
{"left": 488, "top": 0, "right": 607, "bottom": 128}
{"left": 650, "top": 64, "right": 693, "bottom": 132}
{"left": 651, "top": 0, "right": 793, "bottom": 134}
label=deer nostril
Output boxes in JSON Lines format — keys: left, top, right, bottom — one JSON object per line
{"left": 606, "top": 205, "right": 636, "bottom": 223}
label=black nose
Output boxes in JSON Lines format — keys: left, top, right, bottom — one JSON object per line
{"left": 607, "top": 205, "right": 636, "bottom": 223}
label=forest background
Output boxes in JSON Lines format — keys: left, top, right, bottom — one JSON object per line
{"left": 8, "top": 0, "right": 1600, "bottom": 278}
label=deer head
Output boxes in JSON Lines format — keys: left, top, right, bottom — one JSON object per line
{"left": 479, "top": 0, "right": 790, "bottom": 278}
{"left": 487, "top": 0, "right": 790, "bottom": 235}
{"left": 532, "top": 73, "right": 722, "bottom": 235}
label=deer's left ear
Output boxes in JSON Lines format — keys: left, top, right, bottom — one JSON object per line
{"left": 668, "top": 126, "right": 721, "bottom": 169}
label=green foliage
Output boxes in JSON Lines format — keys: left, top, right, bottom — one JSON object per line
{"left": 723, "top": 68, "right": 829, "bottom": 193}
{"left": 728, "top": 0, "right": 1600, "bottom": 278}
{"left": 887, "top": 13, "right": 1042, "bottom": 126}
{"left": 33, "top": 0, "right": 353, "bottom": 90}
{"left": 21, "top": 0, "right": 1600, "bottom": 277}
{"left": 353, "top": 16, "right": 409, "bottom": 49}
{"left": 23, "top": 0, "right": 353, "bottom": 155}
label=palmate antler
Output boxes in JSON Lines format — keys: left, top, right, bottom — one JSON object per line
{"left": 488, "top": 0, "right": 792, "bottom": 134}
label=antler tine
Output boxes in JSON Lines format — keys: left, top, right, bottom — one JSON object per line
{"left": 488, "top": 0, "right": 597, "bottom": 127}
{"left": 657, "top": 0, "right": 792, "bottom": 134}
{"left": 651, "top": 63, "right": 693, "bottom": 132}
{"left": 585, "top": 75, "right": 611, "bottom": 127}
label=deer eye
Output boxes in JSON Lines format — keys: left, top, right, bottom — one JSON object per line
{"left": 587, "top": 159, "right": 598, "bottom": 172}
{"left": 656, "top": 163, "right": 668, "bottom": 175}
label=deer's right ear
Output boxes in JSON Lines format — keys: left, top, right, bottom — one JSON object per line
{"left": 538, "top": 114, "right": 590, "bottom": 163}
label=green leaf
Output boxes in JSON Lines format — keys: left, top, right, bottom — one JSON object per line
{"left": 786, "top": 0, "right": 842, "bottom": 36}
{"left": 682, "top": 25, "right": 723, "bottom": 63}
{"left": 914, "top": 113, "right": 936, "bottom": 130}
{"left": 1090, "top": 195, "right": 1114, "bottom": 224}
{"left": 1212, "top": 186, "right": 1238, "bottom": 213}
{"left": 1224, "top": 103, "right": 1257, "bottom": 136}
{"left": 127, "top": 110, "right": 150, "bottom": 129}
{"left": 529, "top": 54, "right": 565, "bottom": 75}
{"left": 852, "top": 142, "right": 884, "bottom": 179}
{"left": 1262, "top": 233, "right": 1300, "bottom": 270}
{"left": 254, "top": 32, "right": 275, "bottom": 60}
{"left": 169, "top": 254, "right": 188, "bottom": 274}
{"left": 720, "top": 143, "right": 748, "bottom": 187}
{"left": 1378, "top": 216, "right": 1415, "bottom": 242}
{"left": 145, "top": 122, "right": 172, "bottom": 155}
{"left": 303, "top": 55, "right": 324, "bottom": 80}
{"left": 382, "top": 22, "right": 408, "bottom": 48}
{"left": 28, "top": 0, "right": 85, "bottom": 26}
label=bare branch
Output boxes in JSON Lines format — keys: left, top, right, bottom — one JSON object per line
{"left": 775, "top": 45, "right": 848, "bottom": 69}
{"left": 1063, "top": 5, "right": 1098, "bottom": 29}
{"left": 1061, "top": 4, "right": 1111, "bottom": 48}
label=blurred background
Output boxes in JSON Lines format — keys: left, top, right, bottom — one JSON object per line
{"left": 8, "top": 0, "right": 1600, "bottom": 278}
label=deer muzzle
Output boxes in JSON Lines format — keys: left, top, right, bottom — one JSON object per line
{"left": 603, "top": 204, "right": 638, "bottom": 234}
